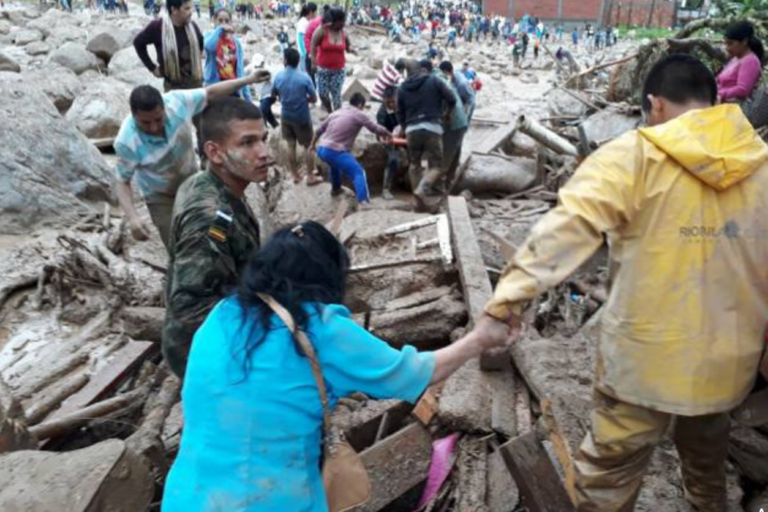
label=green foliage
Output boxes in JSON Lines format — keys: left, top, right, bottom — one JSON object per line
{"left": 618, "top": 25, "right": 676, "bottom": 40}
{"left": 714, "top": 0, "right": 768, "bottom": 17}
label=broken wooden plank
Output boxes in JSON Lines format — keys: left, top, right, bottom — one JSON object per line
{"left": 30, "top": 387, "right": 147, "bottom": 441}
{"left": 514, "top": 369, "right": 533, "bottom": 435}
{"left": 490, "top": 369, "right": 516, "bottom": 438}
{"left": 49, "top": 341, "right": 157, "bottom": 422}
{"left": 411, "top": 388, "right": 438, "bottom": 426}
{"left": 24, "top": 373, "right": 90, "bottom": 425}
{"left": 446, "top": 196, "right": 508, "bottom": 370}
{"left": 349, "top": 256, "right": 443, "bottom": 274}
{"left": 487, "top": 443, "right": 520, "bottom": 512}
{"left": 456, "top": 436, "right": 488, "bottom": 511}
{"left": 499, "top": 431, "right": 575, "bottom": 512}
{"left": 358, "top": 422, "right": 433, "bottom": 512}
{"left": 446, "top": 196, "right": 493, "bottom": 322}
{"left": 476, "top": 121, "right": 518, "bottom": 155}
{"left": 343, "top": 400, "right": 412, "bottom": 453}
{"left": 382, "top": 215, "right": 442, "bottom": 236}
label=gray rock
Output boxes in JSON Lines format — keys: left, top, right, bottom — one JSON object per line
{"left": 47, "top": 25, "right": 88, "bottom": 48}
{"left": 65, "top": 77, "right": 131, "bottom": 139}
{"left": 0, "top": 20, "right": 11, "bottom": 36}
{"left": 108, "top": 45, "right": 157, "bottom": 76}
{"left": 0, "top": 51, "right": 20, "bottom": 73}
{"left": 49, "top": 42, "right": 99, "bottom": 75}
{"left": 12, "top": 28, "right": 43, "bottom": 46}
{"left": 113, "top": 69, "right": 163, "bottom": 90}
{"left": 0, "top": 76, "right": 112, "bottom": 234}
{"left": 86, "top": 27, "right": 133, "bottom": 62}
{"left": 24, "top": 41, "right": 50, "bottom": 56}
{"left": 1, "top": 10, "right": 26, "bottom": 26}
{"left": 25, "top": 9, "right": 79, "bottom": 38}
{"left": 26, "top": 65, "right": 83, "bottom": 113}
{"left": 547, "top": 88, "right": 587, "bottom": 119}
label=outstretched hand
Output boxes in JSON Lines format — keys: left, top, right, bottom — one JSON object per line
{"left": 248, "top": 69, "right": 271, "bottom": 84}
{"left": 469, "top": 313, "right": 521, "bottom": 351}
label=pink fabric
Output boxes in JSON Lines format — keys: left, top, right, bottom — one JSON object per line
{"left": 413, "top": 433, "right": 461, "bottom": 511}
{"left": 718, "top": 52, "right": 762, "bottom": 101}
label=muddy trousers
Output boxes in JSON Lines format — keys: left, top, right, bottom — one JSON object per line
{"left": 442, "top": 127, "right": 466, "bottom": 193}
{"left": 574, "top": 390, "right": 730, "bottom": 512}
{"left": 145, "top": 194, "right": 175, "bottom": 249}
{"left": 407, "top": 130, "right": 444, "bottom": 212}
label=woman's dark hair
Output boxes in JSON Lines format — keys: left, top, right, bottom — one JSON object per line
{"left": 234, "top": 221, "right": 350, "bottom": 378}
{"left": 725, "top": 21, "right": 765, "bottom": 65}
{"left": 299, "top": 1, "right": 317, "bottom": 18}
{"left": 323, "top": 6, "right": 346, "bottom": 25}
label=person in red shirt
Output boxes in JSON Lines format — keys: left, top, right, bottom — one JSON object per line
{"left": 303, "top": 4, "right": 328, "bottom": 84}
{"left": 310, "top": 7, "right": 353, "bottom": 112}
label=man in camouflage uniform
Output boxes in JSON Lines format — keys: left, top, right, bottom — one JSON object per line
{"left": 163, "top": 97, "right": 272, "bottom": 378}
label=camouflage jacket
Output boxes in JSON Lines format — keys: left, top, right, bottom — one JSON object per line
{"left": 162, "top": 169, "right": 260, "bottom": 378}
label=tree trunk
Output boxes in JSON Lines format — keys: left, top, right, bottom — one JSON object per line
{"left": 646, "top": 0, "right": 658, "bottom": 27}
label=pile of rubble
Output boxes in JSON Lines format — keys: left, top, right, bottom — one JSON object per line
{"left": 1, "top": 2, "right": 768, "bottom": 511}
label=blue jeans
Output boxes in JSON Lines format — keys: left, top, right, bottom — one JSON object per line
{"left": 317, "top": 147, "right": 369, "bottom": 203}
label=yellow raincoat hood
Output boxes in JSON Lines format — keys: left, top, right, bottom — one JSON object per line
{"left": 639, "top": 104, "right": 768, "bottom": 191}
{"left": 487, "top": 104, "right": 768, "bottom": 416}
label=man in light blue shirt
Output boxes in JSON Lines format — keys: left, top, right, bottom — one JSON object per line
{"left": 114, "top": 71, "right": 269, "bottom": 247}
{"left": 272, "top": 48, "right": 321, "bottom": 184}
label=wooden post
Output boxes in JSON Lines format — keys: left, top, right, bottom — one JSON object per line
{"left": 446, "top": 196, "right": 509, "bottom": 370}
{"left": 499, "top": 431, "right": 576, "bottom": 512}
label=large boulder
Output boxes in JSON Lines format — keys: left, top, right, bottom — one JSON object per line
{"left": 12, "top": 28, "right": 43, "bottom": 46}
{"left": 49, "top": 42, "right": 99, "bottom": 75}
{"left": 66, "top": 77, "right": 131, "bottom": 139}
{"left": 108, "top": 45, "right": 156, "bottom": 76}
{"left": 46, "top": 25, "right": 89, "bottom": 50}
{"left": 0, "top": 51, "right": 20, "bottom": 73}
{"left": 113, "top": 68, "right": 163, "bottom": 90}
{"left": 0, "top": 74, "right": 112, "bottom": 234}
{"left": 86, "top": 27, "right": 133, "bottom": 62}
{"left": 0, "top": 439, "right": 153, "bottom": 512}
{"left": 25, "top": 9, "right": 79, "bottom": 38}
{"left": 26, "top": 65, "right": 83, "bottom": 113}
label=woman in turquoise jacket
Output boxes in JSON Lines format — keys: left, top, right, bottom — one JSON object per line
{"left": 204, "top": 9, "right": 252, "bottom": 101}
{"left": 162, "top": 221, "right": 511, "bottom": 511}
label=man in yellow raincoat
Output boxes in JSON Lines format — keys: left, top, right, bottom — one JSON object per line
{"left": 470, "top": 54, "right": 768, "bottom": 511}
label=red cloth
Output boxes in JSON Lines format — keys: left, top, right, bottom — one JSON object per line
{"left": 304, "top": 17, "right": 322, "bottom": 56}
{"left": 316, "top": 29, "right": 346, "bottom": 70}
{"left": 216, "top": 36, "right": 237, "bottom": 81}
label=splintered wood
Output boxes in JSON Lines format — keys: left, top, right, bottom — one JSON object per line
{"left": 500, "top": 431, "right": 575, "bottom": 512}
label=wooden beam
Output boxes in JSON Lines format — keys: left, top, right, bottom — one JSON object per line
{"left": 446, "top": 196, "right": 508, "bottom": 370}
{"left": 358, "top": 422, "right": 433, "bottom": 512}
{"left": 499, "top": 431, "right": 575, "bottom": 512}
{"left": 48, "top": 341, "right": 157, "bottom": 422}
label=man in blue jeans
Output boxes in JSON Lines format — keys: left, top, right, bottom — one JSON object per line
{"left": 310, "top": 93, "right": 392, "bottom": 204}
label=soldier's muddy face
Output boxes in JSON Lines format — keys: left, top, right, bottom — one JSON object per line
{"left": 219, "top": 118, "right": 273, "bottom": 184}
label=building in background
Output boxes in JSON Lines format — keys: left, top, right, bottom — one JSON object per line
{"left": 481, "top": 0, "right": 677, "bottom": 28}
